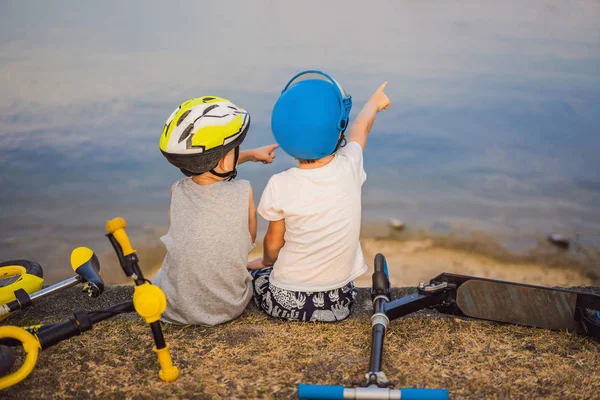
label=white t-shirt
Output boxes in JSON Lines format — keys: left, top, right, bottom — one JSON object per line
{"left": 258, "top": 141, "right": 368, "bottom": 291}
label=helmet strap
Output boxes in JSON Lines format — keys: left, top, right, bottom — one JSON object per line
{"left": 332, "top": 131, "right": 347, "bottom": 154}
{"left": 209, "top": 146, "right": 240, "bottom": 181}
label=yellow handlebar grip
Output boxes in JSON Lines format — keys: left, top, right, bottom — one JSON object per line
{"left": 0, "top": 326, "right": 41, "bottom": 390}
{"left": 133, "top": 283, "right": 167, "bottom": 324}
{"left": 106, "top": 217, "right": 136, "bottom": 256}
{"left": 154, "top": 344, "right": 179, "bottom": 382}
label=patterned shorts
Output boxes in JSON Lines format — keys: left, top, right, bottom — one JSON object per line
{"left": 251, "top": 268, "right": 358, "bottom": 322}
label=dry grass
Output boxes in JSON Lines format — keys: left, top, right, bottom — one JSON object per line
{"left": 3, "top": 308, "right": 600, "bottom": 399}
{"left": 6, "top": 226, "right": 599, "bottom": 398}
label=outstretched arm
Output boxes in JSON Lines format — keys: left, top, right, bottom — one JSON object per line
{"left": 347, "top": 82, "right": 391, "bottom": 151}
{"left": 238, "top": 144, "right": 279, "bottom": 165}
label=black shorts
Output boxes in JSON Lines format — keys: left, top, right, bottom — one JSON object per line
{"left": 251, "top": 267, "right": 358, "bottom": 322}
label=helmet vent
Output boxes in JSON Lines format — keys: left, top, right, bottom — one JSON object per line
{"left": 202, "top": 104, "right": 218, "bottom": 116}
{"left": 178, "top": 123, "right": 194, "bottom": 144}
{"left": 176, "top": 110, "right": 191, "bottom": 126}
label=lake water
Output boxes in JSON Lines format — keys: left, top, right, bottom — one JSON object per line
{"left": 1, "top": 1, "right": 599, "bottom": 282}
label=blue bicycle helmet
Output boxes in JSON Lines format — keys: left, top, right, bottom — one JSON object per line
{"left": 271, "top": 70, "right": 352, "bottom": 160}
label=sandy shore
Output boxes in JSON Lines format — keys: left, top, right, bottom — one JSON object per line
{"left": 356, "top": 238, "right": 595, "bottom": 287}
{"left": 98, "top": 229, "right": 598, "bottom": 289}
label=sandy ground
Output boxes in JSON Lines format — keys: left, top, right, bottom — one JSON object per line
{"left": 96, "top": 224, "right": 598, "bottom": 288}
{"left": 244, "top": 237, "right": 596, "bottom": 290}
{"left": 356, "top": 238, "right": 595, "bottom": 288}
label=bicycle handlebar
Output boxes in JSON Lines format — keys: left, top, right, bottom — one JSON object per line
{"left": 105, "top": 217, "right": 179, "bottom": 382}
{"left": 106, "top": 217, "right": 135, "bottom": 256}
{"left": 298, "top": 384, "right": 449, "bottom": 400}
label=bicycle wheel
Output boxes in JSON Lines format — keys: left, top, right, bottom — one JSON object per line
{"left": 0, "top": 260, "right": 44, "bottom": 315}
{"left": 0, "top": 345, "right": 16, "bottom": 377}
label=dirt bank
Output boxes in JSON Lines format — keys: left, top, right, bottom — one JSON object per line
{"left": 2, "top": 286, "right": 599, "bottom": 399}
{"left": 99, "top": 232, "right": 598, "bottom": 289}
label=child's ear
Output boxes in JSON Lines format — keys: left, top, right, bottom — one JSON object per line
{"left": 219, "top": 149, "right": 236, "bottom": 170}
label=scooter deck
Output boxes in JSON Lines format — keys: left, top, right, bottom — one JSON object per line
{"left": 456, "top": 279, "right": 581, "bottom": 332}
{"left": 431, "top": 273, "right": 600, "bottom": 334}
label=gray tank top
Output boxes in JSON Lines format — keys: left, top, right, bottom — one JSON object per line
{"left": 154, "top": 177, "right": 254, "bottom": 325}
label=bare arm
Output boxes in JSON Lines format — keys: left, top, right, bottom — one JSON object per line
{"left": 238, "top": 144, "right": 279, "bottom": 165}
{"left": 248, "top": 186, "right": 257, "bottom": 243}
{"left": 247, "top": 219, "right": 285, "bottom": 270}
{"left": 347, "top": 82, "right": 391, "bottom": 150}
{"left": 262, "top": 219, "right": 285, "bottom": 266}
{"left": 168, "top": 185, "right": 173, "bottom": 222}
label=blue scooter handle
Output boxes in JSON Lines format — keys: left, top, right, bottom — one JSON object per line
{"left": 402, "top": 388, "right": 450, "bottom": 400}
{"left": 298, "top": 384, "right": 344, "bottom": 400}
{"left": 298, "top": 384, "right": 449, "bottom": 400}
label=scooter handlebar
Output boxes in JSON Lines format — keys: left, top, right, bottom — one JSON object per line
{"left": 298, "top": 384, "right": 344, "bottom": 400}
{"left": 372, "top": 253, "right": 391, "bottom": 297}
{"left": 401, "top": 388, "right": 450, "bottom": 400}
{"left": 298, "top": 384, "right": 449, "bottom": 400}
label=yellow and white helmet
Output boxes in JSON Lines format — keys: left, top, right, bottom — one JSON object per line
{"left": 159, "top": 96, "right": 250, "bottom": 178}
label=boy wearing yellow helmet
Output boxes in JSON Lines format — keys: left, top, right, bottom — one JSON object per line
{"left": 156, "top": 96, "right": 278, "bottom": 325}
{"left": 248, "top": 72, "right": 390, "bottom": 322}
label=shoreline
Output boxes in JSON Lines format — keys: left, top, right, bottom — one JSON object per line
{"left": 94, "top": 222, "right": 599, "bottom": 287}
{"left": 5, "top": 215, "right": 598, "bottom": 286}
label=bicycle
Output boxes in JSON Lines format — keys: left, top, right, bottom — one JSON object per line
{"left": 0, "top": 247, "right": 104, "bottom": 321}
{"left": 0, "top": 217, "right": 179, "bottom": 390}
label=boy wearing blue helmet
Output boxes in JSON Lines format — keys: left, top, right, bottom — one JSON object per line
{"left": 248, "top": 72, "right": 390, "bottom": 322}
